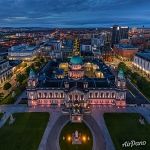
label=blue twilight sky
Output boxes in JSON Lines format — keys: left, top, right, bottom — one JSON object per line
{"left": 0, "top": 0, "right": 150, "bottom": 27}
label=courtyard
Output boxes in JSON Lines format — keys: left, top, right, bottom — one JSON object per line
{"left": 0, "top": 112, "right": 49, "bottom": 150}
{"left": 104, "top": 113, "right": 150, "bottom": 150}
{"left": 59, "top": 121, "right": 93, "bottom": 150}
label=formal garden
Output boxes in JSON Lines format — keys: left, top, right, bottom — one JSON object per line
{"left": 104, "top": 113, "right": 150, "bottom": 150}
{"left": 0, "top": 112, "right": 49, "bottom": 150}
{"left": 59, "top": 122, "right": 93, "bottom": 150}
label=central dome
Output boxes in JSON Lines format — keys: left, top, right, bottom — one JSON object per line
{"left": 70, "top": 55, "right": 83, "bottom": 65}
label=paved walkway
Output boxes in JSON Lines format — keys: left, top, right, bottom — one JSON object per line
{"left": 91, "top": 109, "right": 115, "bottom": 150}
{"left": 39, "top": 112, "right": 63, "bottom": 150}
{"left": 0, "top": 112, "right": 11, "bottom": 128}
{"left": 45, "top": 115, "right": 70, "bottom": 150}
{"left": 84, "top": 115, "right": 106, "bottom": 150}
{"left": 14, "top": 90, "right": 27, "bottom": 105}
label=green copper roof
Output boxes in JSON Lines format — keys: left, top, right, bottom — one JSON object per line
{"left": 29, "top": 68, "right": 36, "bottom": 78}
{"left": 118, "top": 69, "right": 124, "bottom": 79}
{"left": 70, "top": 55, "right": 83, "bottom": 65}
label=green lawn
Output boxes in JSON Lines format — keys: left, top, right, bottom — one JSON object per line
{"left": 0, "top": 87, "right": 24, "bottom": 105}
{"left": 104, "top": 113, "right": 150, "bottom": 150}
{"left": 59, "top": 122, "right": 93, "bottom": 150}
{"left": 0, "top": 112, "right": 49, "bottom": 150}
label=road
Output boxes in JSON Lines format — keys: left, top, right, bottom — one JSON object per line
{"left": 45, "top": 115, "right": 69, "bottom": 150}
{"left": 108, "top": 63, "right": 150, "bottom": 105}
{"left": 84, "top": 115, "right": 106, "bottom": 150}
{"left": 126, "top": 79, "right": 150, "bottom": 105}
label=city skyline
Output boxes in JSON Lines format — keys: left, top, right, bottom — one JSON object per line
{"left": 0, "top": 0, "right": 150, "bottom": 27}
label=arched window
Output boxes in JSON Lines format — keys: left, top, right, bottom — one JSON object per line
{"left": 112, "top": 93, "right": 115, "bottom": 98}
{"left": 90, "top": 93, "right": 92, "bottom": 98}
{"left": 75, "top": 95, "right": 78, "bottom": 100}
{"left": 38, "top": 93, "right": 41, "bottom": 98}
{"left": 49, "top": 93, "right": 52, "bottom": 98}
{"left": 106, "top": 93, "right": 109, "bottom": 98}
{"left": 69, "top": 95, "right": 72, "bottom": 100}
{"left": 55, "top": 93, "right": 58, "bottom": 98}
{"left": 95, "top": 92, "right": 98, "bottom": 98}
{"left": 44, "top": 93, "right": 47, "bottom": 98}
{"left": 81, "top": 95, "right": 84, "bottom": 100}
{"left": 61, "top": 93, "right": 64, "bottom": 98}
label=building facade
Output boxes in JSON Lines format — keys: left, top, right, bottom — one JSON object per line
{"left": 0, "top": 60, "right": 12, "bottom": 86}
{"left": 27, "top": 39, "right": 127, "bottom": 122}
{"left": 112, "top": 25, "right": 129, "bottom": 46}
{"left": 27, "top": 57, "right": 127, "bottom": 108}
{"left": 133, "top": 52, "right": 150, "bottom": 78}
{"left": 8, "top": 44, "right": 38, "bottom": 61}
{"left": 114, "top": 44, "right": 139, "bottom": 60}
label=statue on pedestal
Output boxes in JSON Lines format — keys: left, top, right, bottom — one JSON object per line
{"left": 9, "top": 114, "right": 15, "bottom": 125}
{"left": 72, "top": 130, "right": 82, "bottom": 145}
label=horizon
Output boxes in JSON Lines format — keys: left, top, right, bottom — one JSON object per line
{"left": 0, "top": 24, "right": 150, "bottom": 29}
{"left": 0, "top": 0, "right": 150, "bottom": 28}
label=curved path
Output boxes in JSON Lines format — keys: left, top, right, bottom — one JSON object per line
{"left": 45, "top": 114, "right": 106, "bottom": 150}
{"left": 45, "top": 115, "right": 70, "bottom": 150}
{"left": 84, "top": 115, "right": 106, "bottom": 150}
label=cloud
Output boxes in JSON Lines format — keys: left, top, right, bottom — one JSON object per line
{"left": 0, "top": 0, "right": 149, "bottom": 27}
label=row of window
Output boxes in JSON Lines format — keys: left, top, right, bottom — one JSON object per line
{"left": 134, "top": 57, "right": 150, "bottom": 70}
{"left": 89, "top": 92, "right": 116, "bottom": 98}
{"left": 0, "top": 70, "right": 12, "bottom": 85}
{"left": 36, "top": 99, "right": 114, "bottom": 105}
{"left": 68, "top": 95, "right": 84, "bottom": 100}
{"left": 36, "top": 92, "right": 117, "bottom": 99}
{"left": 38, "top": 99, "right": 60, "bottom": 104}
{"left": 37, "top": 92, "right": 64, "bottom": 99}
{"left": 0, "top": 62, "right": 9, "bottom": 73}
{"left": 89, "top": 100, "right": 114, "bottom": 104}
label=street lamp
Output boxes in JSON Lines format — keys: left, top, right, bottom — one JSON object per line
{"left": 82, "top": 136, "right": 87, "bottom": 143}
{"left": 67, "top": 136, "right": 71, "bottom": 142}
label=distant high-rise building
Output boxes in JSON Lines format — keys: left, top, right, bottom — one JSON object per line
{"left": 112, "top": 25, "right": 129, "bottom": 46}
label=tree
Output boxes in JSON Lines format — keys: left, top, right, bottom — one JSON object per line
{"left": 3, "top": 82, "right": 12, "bottom": 90}
{"left": 34, "top": 61, "right": 41, "bottom": 68}
{"left": 16, "top": 74, "right": 26, "bottom": 84}
{"left": 40, "top": 58, "right": 45, "bottom": 63}
{"left": 0, "top": 93, "right": 4, "bottom": 101}
{"left": 118, "top": 62, "right": 127, "bottom": 73}
{"left": 25, "top": 66, "right": 31, "bottom": 76}
{"left": 22, "top": 62, "right": 27, "bottom": 68}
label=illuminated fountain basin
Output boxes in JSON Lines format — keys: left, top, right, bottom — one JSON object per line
{"left": 59, "top": 121, "right": 93, "bottom": 150}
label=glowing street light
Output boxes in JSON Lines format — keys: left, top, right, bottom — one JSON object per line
{"left": 77, "top": 117, "right": 81, "bottom": 121}
{"left": 82, "top": 136, "right": 86, "bottom": 142}
{"left": 67, "top": 136, "right": 71, "bottom": 142}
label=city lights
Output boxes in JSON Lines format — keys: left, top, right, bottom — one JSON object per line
{"left": 0, "top": 1, "right": 149, "bottom": 149}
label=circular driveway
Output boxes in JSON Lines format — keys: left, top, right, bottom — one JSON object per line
{"left": 45, "top": 114, "right": 106, "bottom": 150}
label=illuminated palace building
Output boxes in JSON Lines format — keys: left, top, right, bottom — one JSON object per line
{"left": 27, "top": 39, "right": 127, "bottom": 121}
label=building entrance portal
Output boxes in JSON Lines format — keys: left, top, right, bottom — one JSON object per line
{"left": 65, "top": 91, "right": 89, "bottom": 123}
